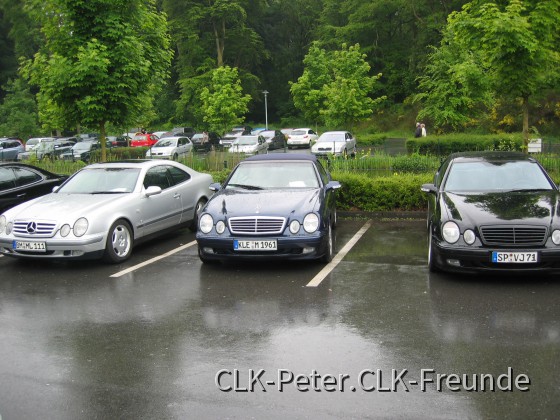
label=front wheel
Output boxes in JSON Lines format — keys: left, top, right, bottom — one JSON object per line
{"left": 427, "top": 227, "right": 441, "bottom": 273}
{"left": 103, "top": 219, "right": 133, "bottom": 263}
{"left": 189, "top": 198, "right": 207, "bottom": 232}
{"left": 172, "top": 153, "right": 178, "bottom": 161}
{"left": 321, "top": 223, "right": 334, "bottom": 263}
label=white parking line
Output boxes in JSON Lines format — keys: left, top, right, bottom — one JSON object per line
{"left": 306, "top": 220, "right": 372, "bottom": 288}
{"left": 110, "top": 240, "right": 197, "bottom": 278}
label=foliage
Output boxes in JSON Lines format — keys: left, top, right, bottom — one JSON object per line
{"left": 200, "top": 66, "right": 251, "bottom": 135}
{"left": 291, "top": 42, "right": 385, "bottom": 129}
{"left": 406, "top": 133, "right": 523, "bottom": 155}
{"left": 22, "top": 0, "right": 173, "bottom": 159}
{"left": 0, "top": 78, "right": 40, "bottom": 138}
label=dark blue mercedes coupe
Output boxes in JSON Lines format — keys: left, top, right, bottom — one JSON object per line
{"left": 196, "top": 154, "right": 341, "bottom": 263}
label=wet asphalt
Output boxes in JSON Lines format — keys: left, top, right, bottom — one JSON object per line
{"left": 0, "top": 216, "right": 559, "bottom": 419}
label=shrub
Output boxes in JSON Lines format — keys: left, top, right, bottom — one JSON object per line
{"left": 332, "top": 171, "right": 432, "bottom": 211}
{"left": 406, "top": 133, "right": 523, "bottom": 155}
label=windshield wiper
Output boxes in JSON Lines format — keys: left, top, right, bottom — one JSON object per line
{"left": 507, "top": 188, "right": 552, "bottom": 193}
{"left": 90, "top": 191, "right": 127, "bottom": 194}
{"left": 227, "top": 183, "right": 263, "bottom": 190}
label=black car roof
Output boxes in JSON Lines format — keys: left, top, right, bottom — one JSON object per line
{"left": 243, "top": 153, "right": 318, "bottom": 163}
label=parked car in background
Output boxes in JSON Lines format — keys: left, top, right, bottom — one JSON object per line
{"left": 0, "top": 160, "right": 214, "bottom": 262}
{"left": 0, "top": 138, "right": 25, "bottom": 161}
{"left": 172, "top": 127, "right": 196, "bottom": 139}
{"left": 260, "top": 130, "right": 286, "bottom": 150}
{"left": 232, "top": 126, "right": 252, "bottom": 135}
{"left": 152, "top": 131, "right": 168, "bottom": 139}
{"left": 60, "top": 141, "right": 100, "bottom": 163}
{"left": 228, "top": 135, "right": 268, "bottom": 155}
{"left": 220, "top": 131, "right": 244, "bottom": 150}
{"left": 251, "top": 128, "right": 266, "bottom": 135}
{"left": 280, "top": 128, "right": 294, "bottom": 138}
{"left": 107, "top": 135, "right": 130, "bottom": 147}
{"left": 0, "top": 162, "right": 68, "bottom": 213}
{"left": 422, "top": 151, "right": 560, "bottom": 274}
{"left": 287, "top": 128, "right": 318, "bottom": 149}
{"left": 78, "top": 133, "right": 98, "bottom": 142}
{"left": 18, "top": 138, "right": 77, "bottom": 161}
{"left": 311, "top": 131, "right": 357, "bottom": 158}
{"left": 130, "top": 133, "right": 159, "bottom": 147}
{"left": 196, "top": 154, "right": 341, "bottom": 264}
{"left": 191, "top": 132, "right": 222, "bottom": 152}
{"left": 25, "top": 137, "right": 55, "bottom": 152}
{"left": 146, "top": 136, "right": 193, "bottom": 160}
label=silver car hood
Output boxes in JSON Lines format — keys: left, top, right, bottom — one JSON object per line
{"left": 8, "top": 193, "right": 131, "bottom": 220}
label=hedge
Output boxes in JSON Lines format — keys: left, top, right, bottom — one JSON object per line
{"left": 406, "top": 133, "right": 523, "bottom": 155}
{"left": 331, "top": 171, "right": 432, "bottom": 211}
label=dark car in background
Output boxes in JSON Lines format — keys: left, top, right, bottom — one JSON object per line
{"left": 260, "top": 130, "right": 286, "bottom": 150}
{"left": 422, "top": 151, "right": 560, "bottom": 274}
{"left": 107, "top": 135, "right": 130, "bottom": 147}
{"left": 191, "top": 132, "right": 222, "bottom": 152}
{"left": 0, "top": 138, "right": 25, "bottom": 161}
{"left": 172, "top": 127, "right": 196, "bottom": 139}
{"left": 60, "top": 141, "right": 101, "bottom": 163}
{"left": 196, "top": 154, "right": 341, "bottom": 264}
{"left": 0, "top": 162, "right": 68, "bottom": 213}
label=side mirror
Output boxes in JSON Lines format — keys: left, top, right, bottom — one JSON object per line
{"left": 145, "top": 186, "right": 162, "bottom": 197}
{"left": 52, "top": 186, "right": 60, "bottom": 193}
{"left": 421, "top": 183, "right": 437, "bottom": 194}
{"left": 209, "top": 182, "right": 221, "bottom": 192}
{"left": 326, "top": 181, "right": 342, "bottom": 191}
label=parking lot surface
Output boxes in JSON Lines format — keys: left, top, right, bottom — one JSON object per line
{"left": 0, "top": 217, "right": 558, "bottom": 419}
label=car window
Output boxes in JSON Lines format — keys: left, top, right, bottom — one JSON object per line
{"left": 144, "top": 166, "right": 172, "bottom": 190}
{"left": 167, "top": 166, "right": 191, "bottom": 186}
{"left": 13, "top": 167, "right": 41, "bottom": 187}
{"left": 315, "top": 160, "right": 331, "bottom": 185}
{"left": 0, "top": 167, "right": 16, "bottom": 191}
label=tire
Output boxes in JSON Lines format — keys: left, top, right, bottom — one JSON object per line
{"left": 321, "top": 223, "right": 334, "bottom": 263}
{"left": 427, "top": 227, "right": 441, "bottom": 273}
{"left": 172, "top": 153, "right": 178, "bottom": 161}
{"left": 332, "top": 207, "right": 337, "bottom": 229}
{"left": 189, "top": 198, "right": 207, "bottom": 232}
{"left": 103, "top": 219, "right": 134, "bottom": 263}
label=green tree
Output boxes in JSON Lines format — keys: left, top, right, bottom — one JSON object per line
{"left": 0, "top": 77, "right": 40, "bottom": 138}
{"left": 200, "top": 66, "right": 251, "bottom": 135}
{"left": 448, "top": 0, "right": 560, "bottom": 146}
{"left": 22, "top": 0, "right": 173, "bottom": 160}
{"left": 291, "top": 42, "right": 385, "bottom": 129}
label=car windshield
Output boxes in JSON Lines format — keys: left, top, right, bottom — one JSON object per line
{"left": 226, "top": 162, "right": 320, "bottom": 189}
{"left": 443, "top": 161, "right": 554, "bottom": 192}
{"left": 191, "top": 134, "right": 203, "bottom": 142}
{"left": 154, "top": 139, "right": 177, "bottom": 147}
{"left": 235, "top": 137, "right": 258, "bottom": 145}
{"left": 35, "top": 141, "right": 55, "bottom": 151}
{"left": 58, "top": 168, "right": 141, "bottom": 194}
{"left": 26, "top": 139, "right": 40, "bottom": 146}
{"left": 260, "top": 131, "right": 275, "bottom": 138}
{"left": 72, "top": 142, "right": 92, "bottom": 151}
{"left": 317, "top": 133, "right": 345, "bottom": 142}
{"left": 132, "top": 135, "right": 147, "bottom": 140}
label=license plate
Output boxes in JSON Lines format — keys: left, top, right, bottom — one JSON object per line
{"left": 13, "top": 240, "right": 47, "bottom": 252}
{"left": 491, "top": 251, "right": 538, "bottom": 263}
{"left": 234, "top": 239, "right": 277, "bottom": 251}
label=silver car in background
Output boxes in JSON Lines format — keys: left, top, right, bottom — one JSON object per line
{"left": 0, "top": 160, "right": 213, "bottom": 262}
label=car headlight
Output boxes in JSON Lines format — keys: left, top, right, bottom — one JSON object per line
{"left": 303, "top": 213, "right": 319, "bottom": 233}
{"left": 6, "top": 221, "right": 12, "bottom": 235}
{"left": 463, "top": 229, "right": 476, "bottom": 245}
{"left": 442, "top": 221, "right": 460, "bottom": 244}
{"left": 216, "top": 220, "right": 226, "bottom": 234}
{"left": 60, "top": 224, "right": 71, "bottom": 237}
{"left": 73, "top": 218, "right": 88, "bottom": 237}
{"left": 552, "top": 229, "right": 560, "bottom": 245}
{"left": 0, "top": 215, "right": 5, "bottom": 234}
{"left": 199, "top": 214, "right": 213, "bottom": 234}
{"left": 289, "top": 220, "right": 300, "bottom": 234}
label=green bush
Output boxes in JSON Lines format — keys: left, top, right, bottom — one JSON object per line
{"left": 90, "top": 146, "right": 148, "bottom": 162}
{"left": 332, "top": 171, "right": 432, "bottom": 211}
{"left": 406, "top": 133, "right": 523, "bottom": 155}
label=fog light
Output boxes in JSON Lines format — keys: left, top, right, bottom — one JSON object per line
{"left": 446, "top": 259, "right": 461, "bottom": 267}
{"left": 203, "top": 247, "right": 214, "bottom": 254}
{"left": 302, "top": 247, "right": 315, "bottom": 254}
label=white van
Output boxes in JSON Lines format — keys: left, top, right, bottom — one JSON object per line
{"left": 25, "top": 137, "right": 55, "bottom": 152}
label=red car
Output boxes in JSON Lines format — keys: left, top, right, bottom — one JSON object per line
{"left": 130, "top": 133, "right": 159, "bottom": 147}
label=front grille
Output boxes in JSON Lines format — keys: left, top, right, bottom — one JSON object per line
{"left": 13, "top": 220, "right": 57, "bottom": 237}
{"left": 229, "top": 217, "right": 286, "bottom": 235}
{"left": 317, "top": 147, "right": 332, "bottom": 151}
{"left": 479, "top": 225, "right": 547, "bottom": 246}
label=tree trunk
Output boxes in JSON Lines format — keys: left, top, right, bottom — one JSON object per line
{"left": 522, "top": 95, "right": 529, "bottom": 153}
{"left": 99, "top": 121, "right": 107, "bottom": 162}
{"left": 213, "top": 20, "right": 225, "bottom": 67}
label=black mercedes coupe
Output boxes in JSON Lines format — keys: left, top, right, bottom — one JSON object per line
{"left": 422, "top": 151, "right": 560, "bottom": 274}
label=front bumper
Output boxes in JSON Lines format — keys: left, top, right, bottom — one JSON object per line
{"left": 432, "top": 240, "right": 560, "bottom": 274}
{"left": 196, "top": 234, "right": 328, "bottom": 261}
{"left": 0, "top": 234, "right": 106, "bottom": 260}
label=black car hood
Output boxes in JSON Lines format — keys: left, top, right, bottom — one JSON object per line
{"left": 206, "top": 188, "right": 322, "bottom": 217}
{"left": 441, "top": 190, "right": 559, "bottom": 226}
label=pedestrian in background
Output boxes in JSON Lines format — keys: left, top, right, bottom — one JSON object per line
{"left": 414, "top": 122, "right": 422, "bottom": 138}
{"left": 421, "top": 123, "right": 427, "bottom": 137}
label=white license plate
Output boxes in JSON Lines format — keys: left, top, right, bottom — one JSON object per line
{"left": 234, "top": 239, "right": 277, "bottom": 251}
{"left": 13, "top": 240, "right": 47, "bottom": 252}
{"left": 491, "top": 252, "right": 537, "bottom": 263}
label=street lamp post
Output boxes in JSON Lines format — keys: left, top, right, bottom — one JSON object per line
{"left": 262, "top": 90, "right": 269, "bottom": 130}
